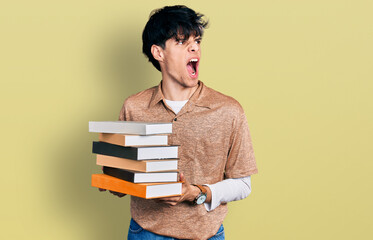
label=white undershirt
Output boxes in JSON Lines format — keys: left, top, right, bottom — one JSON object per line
{"left": 164, "top": 99, "right": 252, "bottom": 211}
{"left": 164, "top": 99, "right": 189, "bottom": 114}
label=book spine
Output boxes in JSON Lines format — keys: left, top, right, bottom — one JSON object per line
{"left": 99, "top": 133, "right": 126, "bottom": 146}
{"left": 96, "top": 154, "right": 147, "bottom": 172}
{"left": 92, "top": 141, "right": 139, "bottom": 160}
{"left": 103, "top": 166, "right": 135, "bottom": 183}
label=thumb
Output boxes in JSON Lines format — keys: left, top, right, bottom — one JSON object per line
{"left": 179, "top": 172, "right": 186, "bottom": 182}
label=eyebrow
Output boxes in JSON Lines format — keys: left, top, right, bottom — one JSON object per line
{"left": 174, "top": 36, "right": 202, "bottom": 42}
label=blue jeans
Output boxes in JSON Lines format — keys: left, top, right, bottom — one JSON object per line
{"left": 128, "top": 218, "right": 225, "bottom": 240}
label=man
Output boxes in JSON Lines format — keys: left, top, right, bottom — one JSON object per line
{"left": 104, "top": 5, "right": 258, "bottom": 240}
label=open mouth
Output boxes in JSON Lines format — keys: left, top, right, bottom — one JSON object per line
{"left": 187, "top": 58, "right": 199, "bottom": 77}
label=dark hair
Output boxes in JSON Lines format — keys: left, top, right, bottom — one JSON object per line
{"left": 142, "top": 5, "right": 208, "bottom": 71}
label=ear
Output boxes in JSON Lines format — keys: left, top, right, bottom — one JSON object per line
{"left": 151, "top": 45, "right": 164, "bottom": 62}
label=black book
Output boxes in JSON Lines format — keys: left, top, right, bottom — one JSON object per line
{"left": 92, "top": 141, "right": 178, "bottom": 160}
{"left": 103, "top": 166, "right": 178, "bottom": 183}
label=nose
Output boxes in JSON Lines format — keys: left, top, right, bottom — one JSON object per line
{"left": 189, "top": 42, "right": 199, "bottom": 52}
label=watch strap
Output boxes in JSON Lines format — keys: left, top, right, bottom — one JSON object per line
{"left": 193, "top": 184, "right": 207, "bottom": 194}
{"left": 192, "top": 184, "right": 207, "bottom": 205}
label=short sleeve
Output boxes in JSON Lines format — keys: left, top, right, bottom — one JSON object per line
{"left": 118, "top": 100, "right": 128, "bottom": 121}
{"left": 224, "top": 112, "right": 258, "bottom": 178}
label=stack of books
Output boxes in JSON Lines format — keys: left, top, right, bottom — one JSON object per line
{"left": 89, "top": 121, "right": 182, "bottom": 199}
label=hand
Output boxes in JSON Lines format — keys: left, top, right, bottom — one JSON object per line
{"left": 156, "top": 172, "right": 200, "bottom": 206}
{"left": 98, "top": 188, "right": 126, "bottom": 198}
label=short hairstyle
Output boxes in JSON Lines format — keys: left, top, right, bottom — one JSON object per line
{"left": 142, "top": 5, "right": 208, "bottom": 71}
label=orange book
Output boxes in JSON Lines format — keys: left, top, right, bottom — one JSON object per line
{"left": 92, "top": 174, "right": 182, "bottom": 199}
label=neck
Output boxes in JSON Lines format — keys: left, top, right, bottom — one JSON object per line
{"left": 161, "top": 79, "right": 199, "bottom": 101}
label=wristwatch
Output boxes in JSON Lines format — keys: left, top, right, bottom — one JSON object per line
{"left": 193, "top": 184, "right": 207, "bottom": 205}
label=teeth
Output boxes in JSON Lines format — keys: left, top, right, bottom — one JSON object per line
{"left": 190, "top": 59, "right": 198, "bottom": 62}
{"left": 192, "top": 72, "right": 196, "bottom": 75}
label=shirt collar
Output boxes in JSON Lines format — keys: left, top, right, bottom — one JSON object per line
{"left": 148, "top": 82, "right": 165, "bottom": 108}
{"left": 148, "top": 81, "right": 212, "bottom": 109}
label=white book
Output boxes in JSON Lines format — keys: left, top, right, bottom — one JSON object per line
{"left": 89, "top": 121, "right": 172, "bottom": 135}
{"left": 135, "top": 172, "right": 178, "bottom": 183}
{"left": 146, "top": 182, "right": 182, "bottom": 198}
{"left": 137, "top": 146, "right": 178, "bottom": 160}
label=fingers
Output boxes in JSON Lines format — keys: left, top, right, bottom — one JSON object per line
{"left": 179, "top": 172, "right": 185, "bottom": 182}
{"left": 98, "top": 188, "right": 126, "bottom": 198}
{"left": 156, "top": 199, "right": 180, "bottom": 206}
{"left": 109, "top": 190, "right": 126, "bottom": 198}
{"left": 97, "top": 187, "right": 126, "bottom": 198}
{"left": 156, "top": 195, "right": 183, "bottom": 206}
{"left": 162, "top": 201, "right": 178, "bottom": 206}
{"left": 158, "top": 196, "right": 180, "bottom": 202}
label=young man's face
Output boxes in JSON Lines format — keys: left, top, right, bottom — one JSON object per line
{"left": 158, "top": 35, "right": 202, "bottom": 88}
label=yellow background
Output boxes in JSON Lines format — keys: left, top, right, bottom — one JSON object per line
{"left": 1, "top": 0, "right": 372, "bottom": 239}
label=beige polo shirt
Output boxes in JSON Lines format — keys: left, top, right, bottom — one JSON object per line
{"left": 119, "top": 81, "right": 258, "bottom": 240}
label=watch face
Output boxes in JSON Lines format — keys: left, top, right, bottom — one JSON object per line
{"left": 196, "top": 194, "right": 207, "bottom": 205}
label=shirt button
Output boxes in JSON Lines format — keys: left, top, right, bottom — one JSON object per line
{"left": 174, "top": 118, "right": 177, "bottom": 121}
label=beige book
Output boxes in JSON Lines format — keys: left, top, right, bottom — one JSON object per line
{"left": 99, "top": 133, "right": 168, "bottom": 146}
{"left": 96, "top": 154, "right": 178, "bottom": 173}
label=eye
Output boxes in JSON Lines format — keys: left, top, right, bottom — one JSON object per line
{"left": 195, "top": 39, "right": 202, "bottom": 44}
{"left": 177, "top": 40, "right": 184, "bottom": 45}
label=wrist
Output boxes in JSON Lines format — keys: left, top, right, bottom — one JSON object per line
{"left": 191, "top": 184, "right": 208, "bottom": 205}
{"left": 187, "top": 185, "right": 201, "bottom": 202}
